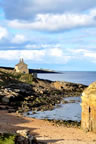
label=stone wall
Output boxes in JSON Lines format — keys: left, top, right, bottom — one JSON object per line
{"left": 15, "top": 65, "right": 29, "bottom": 74}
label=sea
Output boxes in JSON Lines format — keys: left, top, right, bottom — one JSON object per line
{"left": 38, "top": 71, "right": 96, "bottom": 86}
{"left": 25, "top": 71, "right": 96, "bottom": 121}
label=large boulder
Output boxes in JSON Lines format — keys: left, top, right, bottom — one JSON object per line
{"left": 81, "top": 82, "right": 96, "bottom": 132}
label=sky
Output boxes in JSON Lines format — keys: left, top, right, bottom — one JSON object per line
{"left": 0, "top": 0, "right": 96, "bottom": 71}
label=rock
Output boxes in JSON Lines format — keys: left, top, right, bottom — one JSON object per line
{"left": 81, "top": 81, "right": 96, "bottom": 132}
{"left": 8, "top": 108, "right": 16, "bottom": 113}
{"left": 52, "top": 81, "right": 63, "bottom": 90}
{"left": 39, "top": 90, "right": 43, "bottom": 94}
{"left": 16, "top": 129, "right": 29, "bottom": 138}
{"left": 16, "top": 129, "right": 38, "bottom": 144}
{"left": 2, "top": 96, "right": 10, "bottom": 103}
{"left": 52, "top": 81, "right": 86, "bottom": 92}
{"left": 15, "top": 135, "right": 28, "bottom": 144}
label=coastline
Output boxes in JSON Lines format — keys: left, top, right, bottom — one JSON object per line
{"left": 0, "top": 110, "right": 96, "bottom": 144}
{"left": 0, "top": 68, "right": 94, "bottom": 143}
{"left": 0, "top": 67, "right": 87, "bottom": 113}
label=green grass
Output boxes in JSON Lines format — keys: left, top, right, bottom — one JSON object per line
{"left": 0, "top": 133, "right": 15, "bottom": 144}
{"left": 19, "top": 73, "right": 33, "bottom": 84}
{"left": 0, "top": 69, "right": 34, "bottom": 86}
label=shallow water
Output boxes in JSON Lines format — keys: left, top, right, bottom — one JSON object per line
{"left": 25, "top": 97, "right": 81, "bottom": 122}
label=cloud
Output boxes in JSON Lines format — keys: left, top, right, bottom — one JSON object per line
{"left": 0, "top": 50, "right": 45, "bottom": 60}
{"left": 0, "top": 26, "right": 8, "bottom": 40}
{"left": 1, "top": 0, "right": 96, "bottom": 20}
{"left": 83, "top": 50, "right": 96, "bottom": 63}
{"left": 0, "top": 48, "right": 70, "bottom": 64}
{"left": 8, "top": 10, "right": 96, "bottom": 32}
{"left": 68, "top": 48, "right": 96, "bottom": 63}
{"left": 49, "top": 48, "right": 63, "bottom": 57}
{"left": 69, "top": 49, "right": 88, "bottom": 54}
{"left": 25, "top": 44, "right": 39, "bottom": 49}
{"left": 11, "top": 34, "right": 26, "bottom": 44}
{"left": 84, "top": 51, "right": 96, "bottom": 61}
{"left": 25, "top": 44, "right": 61, "bottom": 50}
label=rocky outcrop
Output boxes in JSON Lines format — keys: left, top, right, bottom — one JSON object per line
{"left": 0, "top": 68, "right": 87, "bottom": 113}
{"left": 51, "top": 81, "right": 85, "bottom": 91}
{"left": 81, "top": 82, "right": 96, "bottom": 132}
{"left": 0, "top": 78, "right": 87, "bottom": 113}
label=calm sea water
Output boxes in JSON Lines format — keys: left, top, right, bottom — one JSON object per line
{"left": 38, "top": 71, "right": 96, "bottom": 86}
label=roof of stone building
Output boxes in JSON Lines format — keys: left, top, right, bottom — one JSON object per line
{"left": 15, "top": 58, "right": 27, "bottom": 66}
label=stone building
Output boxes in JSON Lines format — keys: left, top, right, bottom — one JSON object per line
{"left": 81, "top": 82, "right": 96, "bottom": 132}
{"left": 15, "top": 58, "right": 29, "bottom": 74}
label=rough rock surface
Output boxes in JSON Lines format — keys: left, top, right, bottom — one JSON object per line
{"left": 81, "top": 81, "right": 96, "bottom": 132}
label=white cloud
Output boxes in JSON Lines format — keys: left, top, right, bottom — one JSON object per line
{"left": 25, "top": 44, "right": 39, "bottom": 49}
{"left": 11, "top": 34, "right": 26, "bottom": 44}
{"left": 0, "top": 48, "right": 71, "bottom": 64}
{"left": 0, "top": 50, "right": 45, "bottom": 60}
{"left": 68, "top": 48, "right": 96, "bottom": 63}
{"left": 84, "top": 51, "right": 96, "bottom": 63}
{"left": 84, "top": 51, "right": 96, "bottom": 59}
{"left": 8, "top": 10, "right": 96, "bottom": 32}
{"left": 20, "top": 50, "right": 45, "bottom": 60}
{"left": 49, "top": 48, "right": 63, "bottom": 57}
{"left": 25, "top": 44, "right": 61, "bottom": 49}
{"left": 0, "top": 26, "right": 8, "bottom": 40}
{"left": 69, "top": 49, "right": 89, "bottom": 54}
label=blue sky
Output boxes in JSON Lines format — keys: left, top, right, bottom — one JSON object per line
{"left": 0, "top": 0, "right": 96, "bottom": 71}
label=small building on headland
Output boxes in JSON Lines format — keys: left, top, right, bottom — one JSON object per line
{"left": 81, "top": 82, "right": 96, "bottom": 132}
{"left": 15, "top": 58, "right": 29, "bottom": 74}
{"left": 15, "top": 58, "right": 37, "bottom": 78}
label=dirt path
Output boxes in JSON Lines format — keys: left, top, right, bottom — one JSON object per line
{"left": 0, "top": 110, "right": 96, "bottom": 144}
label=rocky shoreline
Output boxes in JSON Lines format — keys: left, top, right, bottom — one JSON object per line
{"left": 0, "top": 68, "right": 93, "bottom": 144}
{"left": 44, "top": 119, "right": 81, "bottom": 128}
{"left": 0, "top": 68, "right": 87, "bottom": 114}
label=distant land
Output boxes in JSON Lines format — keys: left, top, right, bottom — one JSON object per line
{"left": 0, "top": 66, "right": 59, "bottom": 74}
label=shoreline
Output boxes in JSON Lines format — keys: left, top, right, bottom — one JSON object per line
{"left": 24, "top": 96, "right": 81, "bottom": 122}
{"left": 0, "top": 68, "right": 87, "bottom": 114}
{"left": 0, "top": 110, "right": 96, "bottom": 144}
{"left": 16, "top": 78, "right": 87, "bottom": 113}
{"left": 0, "top": 68, "right": 96, "bottom": 143}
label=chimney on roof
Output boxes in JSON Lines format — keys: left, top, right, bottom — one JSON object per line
{"left": 20, "top": 58, "right": 24, "bottom": 63}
